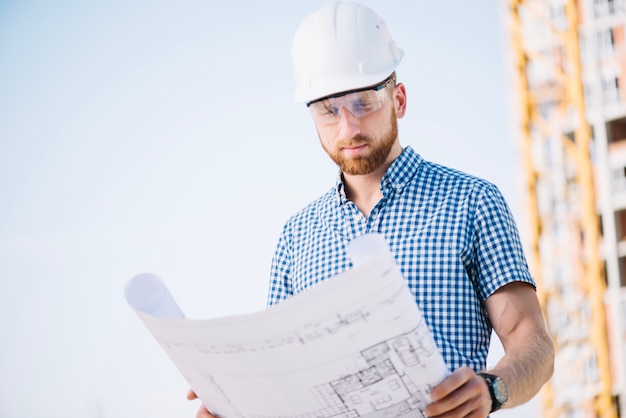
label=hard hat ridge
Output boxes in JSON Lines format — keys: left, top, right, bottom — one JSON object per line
{"left": 291, "top": 1, "right": 403, "bottom": 103}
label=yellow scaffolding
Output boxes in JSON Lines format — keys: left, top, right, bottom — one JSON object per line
{"left": 508, "top": 0, "right": 616, "bottom": 416}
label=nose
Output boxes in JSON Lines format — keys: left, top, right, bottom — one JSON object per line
{"left": 337, "top": 107, "right": 361, "bottom": 139}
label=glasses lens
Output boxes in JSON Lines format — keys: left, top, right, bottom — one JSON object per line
{"left": 309, "top": 87, "right": 389, "bottom": 124}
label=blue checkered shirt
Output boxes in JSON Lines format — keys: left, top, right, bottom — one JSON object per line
{"left": 267, "top": 146, "right": 535, "bottom": 372}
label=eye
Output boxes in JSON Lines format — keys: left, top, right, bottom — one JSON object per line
{"left": 352, "top": 98, "right": 374, "bottom": 113}
{"left": 311, "top": 101, "right": 337, "bottom": 116}
{"left": 310, "top": 101, "right": 334, "bottom": 117}
{"left": 322, "top": 102, "right": 337, "bottom": 115}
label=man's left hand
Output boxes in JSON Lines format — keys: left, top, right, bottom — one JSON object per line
{"left": 423, "top": 367, "right": 491, "bottom": 418}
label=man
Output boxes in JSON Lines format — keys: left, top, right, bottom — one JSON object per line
{"left": 189, "top": 2, "right": 554, "bottom": 417}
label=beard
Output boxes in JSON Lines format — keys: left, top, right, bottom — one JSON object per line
{"left": 321, "top": 112, "right": 398, "bottom": 175}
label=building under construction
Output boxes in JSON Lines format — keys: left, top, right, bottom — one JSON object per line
{"left": 507, "top": 0, "right": 626, "bottom": 416}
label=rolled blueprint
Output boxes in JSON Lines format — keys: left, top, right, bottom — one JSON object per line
{"left": 124, "top": 273, "right": 185, "bottom": 318}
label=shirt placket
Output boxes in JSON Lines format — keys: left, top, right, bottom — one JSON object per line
{"left": 367, "top": 205, "right": 382, "bottom": 233}
{"left": 343, "top": 202, "right": 367, "bottom": 239}
{"left": 343, "top": 199, "right": 387, "bottom": 240}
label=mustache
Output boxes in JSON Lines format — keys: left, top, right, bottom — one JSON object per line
{"left": 337, "top": 135, "right": 370, "bottom": 148}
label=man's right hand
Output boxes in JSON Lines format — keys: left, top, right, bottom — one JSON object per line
{"left": 186, "top": 389, "right": 218, "bottom": 418}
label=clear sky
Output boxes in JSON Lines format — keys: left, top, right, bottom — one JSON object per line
{"left": 0, "top": 1, "right": 540, "bottom": 417}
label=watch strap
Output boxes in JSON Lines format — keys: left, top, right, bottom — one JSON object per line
{"left": 478, "top": 372, "right": 506, "bottom": 413}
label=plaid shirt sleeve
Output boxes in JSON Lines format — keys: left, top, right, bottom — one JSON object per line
{"left": 472, "top": 183, "right": 535, "bottom": 301}
{"left": 267, "top": 223, "right": 294, "bottom": 307}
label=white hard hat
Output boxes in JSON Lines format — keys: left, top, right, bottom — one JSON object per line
{"left": 291, "top": 1, "right": 404, "bottom": 103}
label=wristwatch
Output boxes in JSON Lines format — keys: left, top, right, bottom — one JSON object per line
{"left": 478, "top": 372, "right": 509, "bottom": 413}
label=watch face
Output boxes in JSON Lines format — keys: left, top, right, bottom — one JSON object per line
{"left": 493, "top": 377, "right": 509, "bottom": 404}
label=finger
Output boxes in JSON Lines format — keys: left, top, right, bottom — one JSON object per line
{"left": 187, "top": 389, "right": 198, "bottom": 400}
{"left": 429, "top": 367, "right": 474, "bottom": 401}
{"left": 425, "top": 371, "right": 490, "bottom": 417}
{"left": 187, "top": 389, "right": 219, "bottom": 418}
{"left": 196, "top": 405, "right": 218, "bottom": 418}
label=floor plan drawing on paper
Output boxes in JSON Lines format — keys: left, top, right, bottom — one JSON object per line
{"left": 249, "top": 325, "right": 438, "bottom": 418}
{"left": 183, "top": 313, "right": 442, "bottom": 418}
{"left": 126, "top": 233, "right": 449, "bottom": 418}
{"left": 190, "top": 285, "right": 406, "bottom": 356}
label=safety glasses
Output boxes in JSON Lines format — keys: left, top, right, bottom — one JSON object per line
{"left": 307, "top": 76, "right": 395, "bottom": 125}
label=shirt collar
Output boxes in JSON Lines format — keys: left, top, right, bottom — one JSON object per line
{"left": 334, "top": 146, "right": 423, "bottom": 204}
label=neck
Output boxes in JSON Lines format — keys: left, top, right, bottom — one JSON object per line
{"left": 343, "top": 144, "right": 403, "bottom": 217}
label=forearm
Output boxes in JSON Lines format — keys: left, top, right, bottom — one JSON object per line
{"left": 489, "top": 325, "right": 555, "bottom": 408}
{"left": 484, "top": 282, "right": 555, "bottom": 409}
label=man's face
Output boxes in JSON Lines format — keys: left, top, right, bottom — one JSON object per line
{"left": 313, "top": 89, "right": 399, "bottom": 176}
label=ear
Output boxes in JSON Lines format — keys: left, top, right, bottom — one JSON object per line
{"left": 393, "top": 83, "right": 407, "bottom": 118}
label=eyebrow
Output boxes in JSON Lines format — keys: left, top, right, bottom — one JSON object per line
{"left": 306, "top": 75, "right": 394, "bottom": 107}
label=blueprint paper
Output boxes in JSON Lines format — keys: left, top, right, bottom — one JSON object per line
{"left": 125, "top": 233, "right": 449, "bottom": 418}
